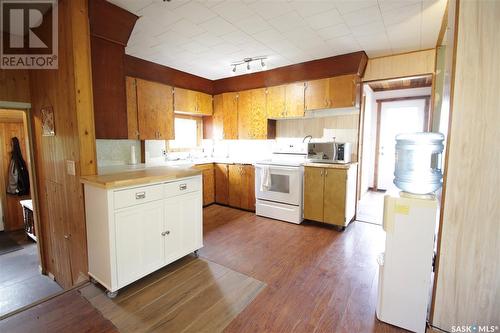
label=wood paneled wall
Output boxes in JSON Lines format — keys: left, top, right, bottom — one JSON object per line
{"left": 29, "top": 0, "right": 96, "bottom": 288}
{"left": 432, "top": 0, "right": 500, "bottom": 330}
{"left": 0, "top": 69, "right": 31, "bottom": 103}
{"left": 0, "top": 115, "right": 30, "bottom": 231}
{"left": 362, "top": 49, "right": 436, "bottom": 82}
{"left": 276, "top": 114, "right": 359, "bottom": 161}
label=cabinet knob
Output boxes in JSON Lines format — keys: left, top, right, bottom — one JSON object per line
{"left": 64, "top": 234, "right": 71, "bottom": 240}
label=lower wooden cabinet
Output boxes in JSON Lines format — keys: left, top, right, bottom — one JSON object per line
{"left": 303, "top": 165, "right": 357, "bottom": 227}
{"left": 194, "top": 164, "right": 215, "bottom": 206}
{"left": 228, "top": 164, "right": 255, "bottom": 211}
{"left": 214, "top": 163, "right": 229, "bottom": 205}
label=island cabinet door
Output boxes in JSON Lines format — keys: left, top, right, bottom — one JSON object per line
{"left": 164, "top": 191, "right": 203, "bottom": 262}
{"left": 115, "top": 200, "right": 166, "bottom": 288}
{"left": 323, "top": 168, "right": 347, "bottom": 226}
{"left": 303, "top": 167, "right": 325, "bottom": 222}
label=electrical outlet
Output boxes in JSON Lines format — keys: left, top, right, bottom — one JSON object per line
{"left": 66, "top": 160, "right": 76, "bottom": 176}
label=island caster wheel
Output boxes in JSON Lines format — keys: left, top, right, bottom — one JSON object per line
{"left": 340, "top": 226, "right": 346, "bottom": 232}
{"left": 193, "top": 250, "right": 199, "bottom": 258}
{"left": 106, "top": 290, "right": 118, "bottom": 299}
{"left": 90, "top": 277, "right": 97, "bottom": 284}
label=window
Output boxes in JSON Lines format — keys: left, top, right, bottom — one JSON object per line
{"left": 168, "top": 115, "right": 202, "bottom": 151}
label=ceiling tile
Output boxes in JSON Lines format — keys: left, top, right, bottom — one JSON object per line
{"left": 170, "top": 2, "right": 217, "bottom": 24}
{"left": 211, "top": 1, "right": 253, "bottom": 23}
{"left": 378, "top": 0, "right": 422, "bottom": 13}
{"left": 169, "top": 19, "right": 206, "bottom": 38}
{"left": 316, "top": 23, "right": 351, "bottom": 40}
{"left": 247, "top": 1, "right": 295, "bottom": 20}
{"left": 198, "top": 16, "right": 237, "bottom": 36}
{"left": 342, "top": 5, "right": 383, "bottom": 28}
{"left": 234, "top": 15, "right": 272, "bottom": 35}
{"left": 382, "top": 3, "right": 422, "bottom": 26}
{"left": 304, "top": 9, "right": 344, "bottom": 30}
{"left": 290, "top": 0, "right": 337, "bottom": 18}
{"left": 269, "top": 11, "right": 307, "bottom": 33}
{"left": 334, "top": 0, "right": 378, "bottom": 15}
{"left": 349, "top": 19, "right": 386, "bottom": 38}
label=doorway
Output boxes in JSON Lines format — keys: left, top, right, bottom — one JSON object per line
{"left": 357, "top": 76, "right": 432, "bottom": 224}
{"left": 0, "top": 108, "right": 62, "bottom": 317}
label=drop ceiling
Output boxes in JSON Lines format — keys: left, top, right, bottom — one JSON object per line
{"left": 108, "top": 0, "right": 447, "bottom": 80}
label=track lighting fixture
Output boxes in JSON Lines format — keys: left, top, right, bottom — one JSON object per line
{"left": 230, "top": 56, "right": 268, "bottom": 75}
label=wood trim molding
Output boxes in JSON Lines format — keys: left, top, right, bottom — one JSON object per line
{"left": 373, "top": 101, "right": 382, "bottom": 190}
{"left": 88, "top": 0, "right": 138, "bottom": 46}
{"left": 375, "top": 95, "right": 431, "bottom": 103}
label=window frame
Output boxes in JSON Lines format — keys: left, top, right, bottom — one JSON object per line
{"left": 166, "top": 114, "right": 203, "bottom": 152}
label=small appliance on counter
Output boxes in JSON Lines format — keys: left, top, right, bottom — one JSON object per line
{"left": 376, "top": 132, "right": 445, "bottom": 333}
{"left": 307, "top": 141, "right": 352, "bottom": 163}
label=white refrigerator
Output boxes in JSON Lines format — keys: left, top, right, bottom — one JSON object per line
{"left": 376, "top": 192, "right": 438, "bottom": 333}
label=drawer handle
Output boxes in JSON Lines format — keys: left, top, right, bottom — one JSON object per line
{"left": 135, "top": 192, "right": 146, "bottom": 199}
{"left": 179, "top": 183, "right": 187, "bottom": 190}
{"left": 161, "top": 230, "right": 170, "bottom": 236}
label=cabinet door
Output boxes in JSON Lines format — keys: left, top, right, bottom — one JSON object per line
{"left": 125, "top": 76, "right": 139, "bottom": 140}
{"left": 237, "top": 90, "right": 253, "bottom": 140}
{"left": 285, "top": 82, "right": 305, "bottom": 117}
{"left": 240, "top": 165, "right": 255, "bottom": 211}
{"left": 197, "top": 92, "right": 213, "bottom": 115}
{"left": 222, "top": 93, "right": 238, "bottom": 139}
{"left": 329, "top": 74, "right": 357, "bottom": 108}
{"left": 136, "top": 79, "right": 174, "bottom": 140}
{"left": 303, "top": 167, "right": 325, "bottom": 222}
{"left": 228, "top": 164, "right": 242, "bottom": 208}
{"left": 212, "top": 94, "right": 224, "bottom": 140}
{"left": 194, "top": 164, "right": 215, "bottom": 206}
{"left": 215, "top": 163, "right": 229, "bottom": 205}
{"left": 164, "top": 191, "right": 202, "bottom": 262}
{"left": 266, "top": 85, "right": 286, "bottom": 119}
{"left": 174, "top": 87, "right": 197, "bottom": 113}
{"left": 305, "top": 78, "right": 330, "bottom": 110}
{"left": 115, "top": 201, "right": 165, "bottom": 287}
{"left": 323, "top": 168, "right": 347, "bottom": 226}
{"left": 238, "top": 88, "right": 267, "bottom": 139}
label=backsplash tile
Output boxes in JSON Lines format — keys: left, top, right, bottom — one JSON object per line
{"left": 96, "top": 139, "right": 141, "bottom": 167}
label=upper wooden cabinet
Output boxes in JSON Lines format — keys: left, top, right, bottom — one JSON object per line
{"left": 266, "top": 83, "right": 305, "bottom": 119}
{"left": 125, "top": 76, "right": 139, "bottom": 140}
{"left": 135, "top": 78, "right": 174, "bottom": 140}
{"left": 305, "top": 74, "right": 358, "bottom": 110}
{"left": 238, "top": 88, "right": 268, "bottom": 139}
{"left": 213, "top": 93, "right": 238, "bottom": 140}
{"left": 174, "top": 87, "right": 213, "bottom": 116}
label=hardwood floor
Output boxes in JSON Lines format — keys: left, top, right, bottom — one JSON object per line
{"left": 0, "top": 204, "right": 411, "bottom": 332}
{"left": 200, "top": 204, "right": 407, "bottom": 333}
{"left": 79, "top": 257, "right": 265, "bottom": 333}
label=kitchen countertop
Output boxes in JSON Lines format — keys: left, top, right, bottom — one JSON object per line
{"left": 303, "top": 162, "right": 358, "bottom": 169}
{"left": 81, "top": 166, "right": 202, "bottom": 189}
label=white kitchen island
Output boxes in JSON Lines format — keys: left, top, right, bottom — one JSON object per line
{"left": 81, "top": 166, "right": 203, "bottom": 298}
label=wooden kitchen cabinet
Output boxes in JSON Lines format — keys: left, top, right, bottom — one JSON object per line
{"left": 266, "top": 83, "right": 305, "bottom": 119}
{"left": 214, "top": 163, "right": 229, "bottom": 205}
{"left": 266, "top": 85, "right": 286, "bottom": 119}
{"left": 194, "top": 164, "right": 215, "bottom": 206}
{"left": 305, "top": 75, "right": 358, "bottom": 110}
{"left": 212, "top": 93, "right": 238, "bottom": 140}
{"left": 174, "top": 87, "right": 213, "bottom": 116}
{"left": 125, "top": 76, "right": 139, "bottom": 139}
{"left": 238, "top": 88, "right": 268, "bottom": 139}
{"left": 136, "top": 78, "right": 174, "bottom": 140}
{"left": 228, "top": 164, "right": 255, "bottom": 211}
{"left": 303, "top": 165, "right": 357, "bottom": 228}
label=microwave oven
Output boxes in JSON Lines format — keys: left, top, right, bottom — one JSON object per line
{"left": 307, "top": 142, "right": 352, "bottom": 163}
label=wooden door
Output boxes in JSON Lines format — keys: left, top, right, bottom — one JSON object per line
{"left": 173, "top": 87, "right": 197, "bottom": 113}
{"left": 323, "top": 168, "right": 347, "bottom": 226}
{"left": 303, "top": 167, "right": 325, "bottom": 222}
{"left": 329, "top": 74, "right": 357, "bottom": 108}
{"left": 115, "top": 200, "right": 165, "bottom": 287}
{"left": 266, "top": 85, "right": 286, "bottom": 119}
{"left": 212, "top": 94, "right": 224, "bottom": 140}
{"left": 196, "top": 92, "right": 213, "bottom": 115}
{"left": 125, "top": 76, "right": 139, "bottom": 140}
{"left": 215, "top": 163, "right": 229, "bottom": 205}
{"left": 240, "top": 165, "right": 255, "bottom": 211}
{"left": 194, "top": 164, "right": 215, "bottom": 206}
{"left": 228, "top": 164, "right": 242, "bottom": 208}
{"left": 222, "top": 93, "right": 238, "bottom": 139}
{"left": 285, "top": 82, "right": 305, "bottom": 117}
{"left": 305, "top": 78, "right": 330, "bottom": 110}
{"left": 136, "top": 79, "right": 174, "bottom": 140}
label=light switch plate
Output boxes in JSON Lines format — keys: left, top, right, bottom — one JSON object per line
{"left": 66, "top": 160, "right": 76, "bottom": 176}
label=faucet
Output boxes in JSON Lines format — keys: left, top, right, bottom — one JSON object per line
{"left": 302, "top": 135, "right": 313, "bottom": 143}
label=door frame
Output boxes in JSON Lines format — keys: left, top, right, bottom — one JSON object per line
{"left": 372, "top": 95, "right": 431, "bottom": 190}
{"left": 0, "top": 101, "right": 47, "bottom": 274}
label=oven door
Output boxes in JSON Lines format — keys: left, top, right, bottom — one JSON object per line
{"left": 254, "top": 164, "right": 302, "bottom": 206}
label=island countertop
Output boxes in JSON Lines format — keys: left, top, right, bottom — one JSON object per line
{"left": 80, "top": 166, "right": 202, "bottom": 189}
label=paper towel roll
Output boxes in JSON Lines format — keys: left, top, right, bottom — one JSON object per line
{"left": 130, "top": 145, "right": 137, "bottom": 165}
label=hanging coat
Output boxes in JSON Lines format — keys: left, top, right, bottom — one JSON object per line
{"left": 6, "top": 137, "right": 30, "bottom": 196}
